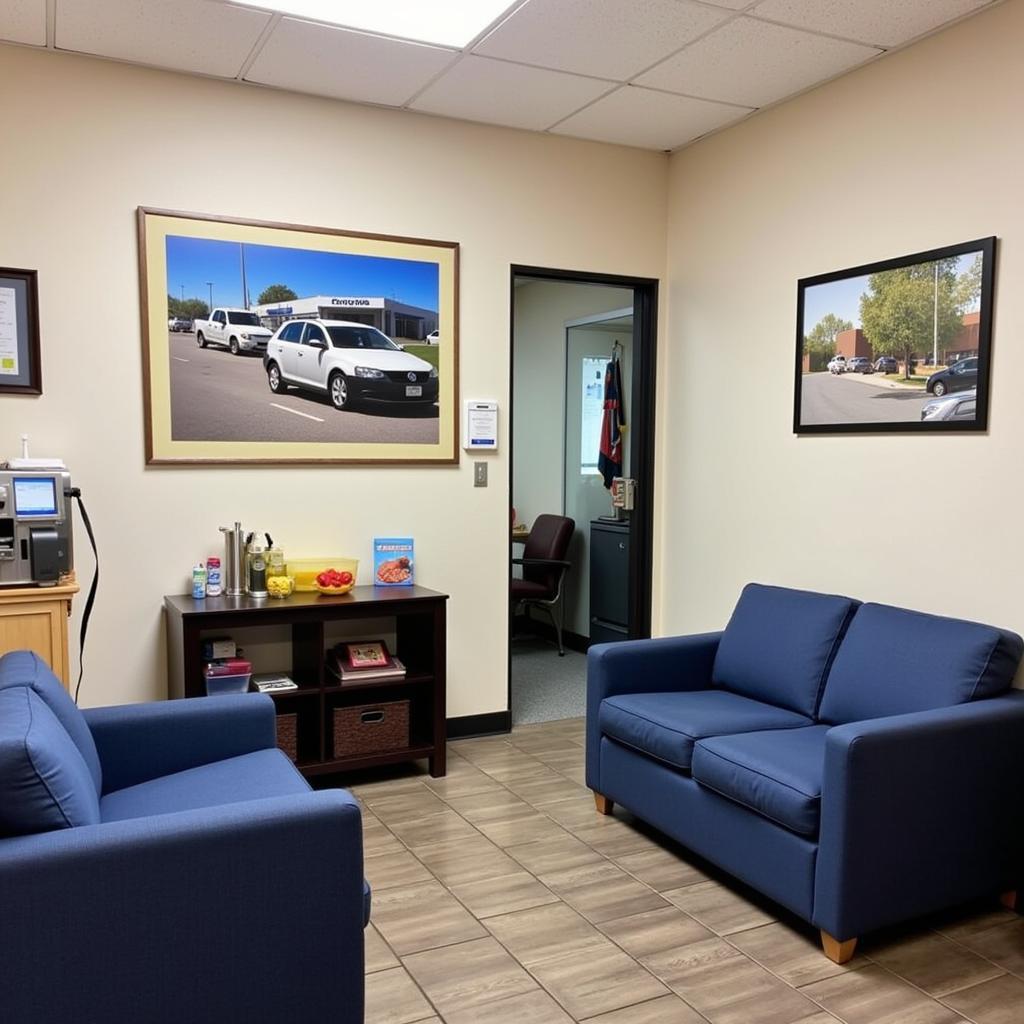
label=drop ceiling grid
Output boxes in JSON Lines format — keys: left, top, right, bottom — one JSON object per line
{"left": 0, "top": 0, "right": 1003, "bottom": 152}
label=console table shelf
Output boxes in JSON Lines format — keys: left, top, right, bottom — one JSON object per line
{"left": 164, "top": 585, "right": 448, "bottom": 778}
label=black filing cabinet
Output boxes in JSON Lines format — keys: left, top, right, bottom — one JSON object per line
{"left": 590, "top": 519, "right": 630, "bottom": 644}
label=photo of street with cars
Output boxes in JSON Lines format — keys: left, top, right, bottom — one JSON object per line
{"left": 164, "top": 234, "right": 442, "bottom": 445}
{"left": 795, "top": 240, "right": 994, "bottom": 432}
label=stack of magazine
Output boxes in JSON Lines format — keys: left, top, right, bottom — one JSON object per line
{"left": 327, "top": 640, "right": 406, "bottom": 685}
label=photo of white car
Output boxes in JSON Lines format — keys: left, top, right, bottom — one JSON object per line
{"left": 264, "top": 318, "right": 438, "bottom": 410}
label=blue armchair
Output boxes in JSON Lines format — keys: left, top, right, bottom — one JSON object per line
{"left": 0, "top": 651, "right": 367, "bottom": 1024}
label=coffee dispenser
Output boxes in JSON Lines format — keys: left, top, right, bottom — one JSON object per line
{"left": 0, "top": 470, "right": 74, "bottom": 585}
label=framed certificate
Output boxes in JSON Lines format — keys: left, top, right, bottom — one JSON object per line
{"left": 0, "top": 267, "right": 41, "bottom": 396}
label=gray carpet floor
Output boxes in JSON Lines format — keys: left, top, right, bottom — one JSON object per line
{"left": 510, "top": 637, "right": 587, "bottom": 725}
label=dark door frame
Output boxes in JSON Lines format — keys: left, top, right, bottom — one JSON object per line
{"left": 505, "top": 264, "right": 659, "bottom": 728}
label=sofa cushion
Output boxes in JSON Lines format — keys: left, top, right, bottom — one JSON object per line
{"left": 0, "top": 686, "right": 101, "bottom": 836}
{"left": 599, "top": 690, "right": 812, "bottom": 772}
{"left": 691, "top": 726, "right": 828, "bottom": 837}
{"left": 0, "top": 650, "right": 102, "bottom": 795}
{"left": 819, "top": 603, "right": 1024, "bottom": 725}
{"left": 712, "top": 584, "right": 859, "bottom": 718}
{"left": 100, "top": 748, "right": 310, "bottom": 823}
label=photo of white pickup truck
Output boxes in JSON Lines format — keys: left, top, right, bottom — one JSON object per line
{"left": 194, "top": 308, "right": 273, "bottom": 355}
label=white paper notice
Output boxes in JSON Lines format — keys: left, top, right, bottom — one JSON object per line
{"left": 0, "top": 286, "right": 18, "bottom": 376}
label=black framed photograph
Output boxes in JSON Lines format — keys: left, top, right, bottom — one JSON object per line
{"left": 0, "top": 267, "right": 42, "bottom": 396}
{"left": 794, "top": 237, "right": 996, "bottom": 434}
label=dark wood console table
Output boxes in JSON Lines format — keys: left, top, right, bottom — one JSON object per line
{"left": 164, "top": 585, "right": 448, "bottom": 778}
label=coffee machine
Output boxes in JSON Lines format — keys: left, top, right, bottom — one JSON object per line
{"left": 0, "top": 469, "right": 74, "bottom": 585}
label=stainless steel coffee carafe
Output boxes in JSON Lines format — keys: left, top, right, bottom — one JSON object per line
{"left": 218, "top": 522, "right": 246, "bottom": 597}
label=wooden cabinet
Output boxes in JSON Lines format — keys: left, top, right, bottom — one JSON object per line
{"left": 164, "top": 585, "right": 448, "bottom": 778}
{"left": 0, "top": 582, "right": 79, "bottom": 689}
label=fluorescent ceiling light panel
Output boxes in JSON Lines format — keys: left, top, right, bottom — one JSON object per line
{"left": 231, "top": 1, "right": 516, "bottom": 47}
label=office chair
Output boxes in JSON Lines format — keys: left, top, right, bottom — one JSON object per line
{"left": 511, "top": 513, "right": 575, "bottom": 656}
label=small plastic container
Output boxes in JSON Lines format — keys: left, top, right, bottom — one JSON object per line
{"left": 204, "top": 671, "right": 252, "bottom": 696}
{"left": 289, "top": 557, "right": 359, "bottom": 592}
{"left": 266, "top": 575, "right": 294, "bottom": 599}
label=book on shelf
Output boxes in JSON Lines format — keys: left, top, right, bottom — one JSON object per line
{"left": 337, "top": 639, "right": 390, "bottom": 670}
{"left": 252, "top": 673, "right": 298, "bottom": 693}
{"left": 326, "top": 652, "right": 407, "bottom": 684}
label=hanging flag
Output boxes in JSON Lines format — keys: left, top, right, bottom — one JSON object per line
{"left": 598, "top": 352, "right": 627, "bottom": 489}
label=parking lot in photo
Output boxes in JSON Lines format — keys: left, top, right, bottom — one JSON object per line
{"left": 800, "top": 371, "right": 928, "bottom": 425}
{"left": 167, "top": 331, "right": 440, "bottom": 444}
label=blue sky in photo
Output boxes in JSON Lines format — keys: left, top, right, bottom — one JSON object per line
{"left": 803, "top": 252, "right": 981, "bottom": 334}
{"left": 165, "top": 235, "right": 439, "bottom": 312}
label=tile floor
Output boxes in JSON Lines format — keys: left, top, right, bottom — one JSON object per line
{"left": 352, "top": 718, "right": 1024, "bottom": 1024}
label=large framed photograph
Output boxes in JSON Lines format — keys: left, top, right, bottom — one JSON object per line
{"left": 0, "top": 267, "right": 42, "bottom": 396}
{"left": 794, "top": 237, "right": 996, "bottom": 434}
{"left": 138, "top": 208, "right": 458, "bottom": 464}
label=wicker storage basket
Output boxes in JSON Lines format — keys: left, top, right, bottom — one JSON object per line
{"left": 276, "top": 713, "right": 298, "bottom": 763}
{"left": 333, "top": 700, "right": 410, "bottom": 758}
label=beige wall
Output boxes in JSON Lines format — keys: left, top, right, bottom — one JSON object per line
{"left": 661, "top": 0, "right": 1023, "bottom": 652}
{"left": 0, "top": 44, "right": 667, "bottom": 712}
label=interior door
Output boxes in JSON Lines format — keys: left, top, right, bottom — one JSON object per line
{"left": 563, "top": 317, "right": 632, "bottom": 640}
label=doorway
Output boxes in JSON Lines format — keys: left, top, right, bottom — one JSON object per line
{"left": 509, "top": 267, "right": 658, "bottom": 726}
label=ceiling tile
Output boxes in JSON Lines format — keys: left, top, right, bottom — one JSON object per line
{"left": 475, "top": 0, "right": 734, "bottom": 81}
{"left": 551, "top": 85, "right": 752, "bottom": 151}
{"left": 246, "top": 18, "right": 455, "bottom": 107}
{"left": 55, "top": 0, "right": 270, "bottom": 77}
{"left": 637, "top": 17, "right": 880, "bottom": 107}
{"left": 410, "top": 56, "right": 612, "bottom": 131}
{"left": 751, "top": 0, "right": 992, "bottom": 48}
{"left": 0, "top": 0, "right": 46, "bottom": 46}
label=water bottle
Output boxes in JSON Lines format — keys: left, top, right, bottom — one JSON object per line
{"left": 206, "top": 556, "right": 222, "bottom": 597}
{"left": 192, "top": 563, "right": 207, "bottom": 599}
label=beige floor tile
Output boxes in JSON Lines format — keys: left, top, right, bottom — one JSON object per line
{"left": 934, "top": 907, "right": 1018, "bottom": 943}
{"left": 364, "top": 966, "right": 435, "bottom": 1024}
{"left": 574, "top": 820, "right": 660, "bottom": 858}
{"left": 530, "top": 941, "right": 669, "bottom": 1019}
{"left": 352, "top": 773, "right": 430, "bottom": 800}
{"left": 485, "top": 902, "right": 608, "bottom": 967}
{"left": 442, "top": 987, "right": 574, "bottom": 1024}
{"left": 413, "top": 834, "right": 520, "bottom": 886}
{"left": 402, "top": 936, "right": 538, "bottom": 1015}
{"left": 365, "top": 848, "right": 434, "bottom": 891}
{"left": 422, "top": 770, "right": 506, "bottom": 799}
{"left": 506, "top": 832, "right": 605, "bottom": 875}
{"left": 542, "top": 794, "right": 620, "bottom": 830}
{"left": 642, "top": 936, "right": 821, "bottom": 1024}
{"left": 581, "top": 993, "right": 707, "bottom": 1023}
{"left": 563, "top": 767, "right": 588, "bottom": 786}
{"left": 869, "top": 931, "right": 1005, "bottom": 996}
{"left": 540, "top": 859, "right": 670, "bottom": 924}
{"left": 482, "top": 759, "right": 559, "bottom": 783}
{"left": 443, "top": 790, "right": 538, "bottom": 824}
{"left": 476, "top": 811, "right": 571, "bottom": 848}
{"left": 942, "top": 918, "right": 1024, "bottom": 977}
{"left": 387, "top": 810, "right": 480, "bottom": 849}
{"left": 729, "top": 921, "right": 865, "bottom": 987}
{"left": 367, "top": 789, "right": 451, "bottom": 823}
{"left": 372, "top": 880, "right": 486, "bottom": 956}
{"left": 599, "top": 906, "right": 714, "bottom": 959}
{"left": 504, "top": 773, "right": 588, "bottom": 807}
{"left": 449, "top": 870, "right": 559, "bottom": 919}
{"left": 363, "top": 823, "right": 408, "bottom": 858}
{"left": 365, "top": 923, "right": 401, "bottom": 974}
{"left": 662, "top": 880, "right": 776, "bottom": 935}
{"left": 802, "top": 963, "right": 963, "bottom": 1024}
{"left": 942, "top": 973, "right": 1024, "bottom": 1024}
{"left": 614, "top": 846, "right": 710, "bottom": 892}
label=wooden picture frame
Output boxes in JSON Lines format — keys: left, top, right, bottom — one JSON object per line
{"left": 0, "top": 267, "right": 42, "bottom": 396}
{"left": 794, "top": 237, "right": 996, "bottom": 434}
{"left": 138, "top": 208, "right": 459, "bottom": 465}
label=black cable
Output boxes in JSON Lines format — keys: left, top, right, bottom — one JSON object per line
{"left": 65, "top": 487, "right": 98, "bottom": 705}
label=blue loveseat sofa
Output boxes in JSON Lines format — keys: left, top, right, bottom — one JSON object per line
{"left": 0, "top": 651, "right": 367, "bottom": 1024}
{"left": 586, "top": 584, "right": 1024, "bottom": 962}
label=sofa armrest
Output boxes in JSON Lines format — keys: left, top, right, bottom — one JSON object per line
{"left": 586, "top": 632, "right": 722, "bottom": 790}
{"left": 814, "top": 692, "right": 1024, "bottom": 941}
{"left": 84, "top": 693, "right": 276, "bottom": 794}
{"left": 0, "top": 790, "right": 364, "bottom": 1023}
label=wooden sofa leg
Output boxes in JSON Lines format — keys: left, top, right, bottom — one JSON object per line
{"left": 821, "top": 931, "right": 857, "bottom": 964}
{"left": 999, "top": 890, "right": 1017, "bottom": 911}
{"left": 594, "top": 793, "right": 613, "bottom": 815}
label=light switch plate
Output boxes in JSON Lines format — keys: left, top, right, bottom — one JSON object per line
{"left": 474, "top": 462, "right": 488, "bottom": 487}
